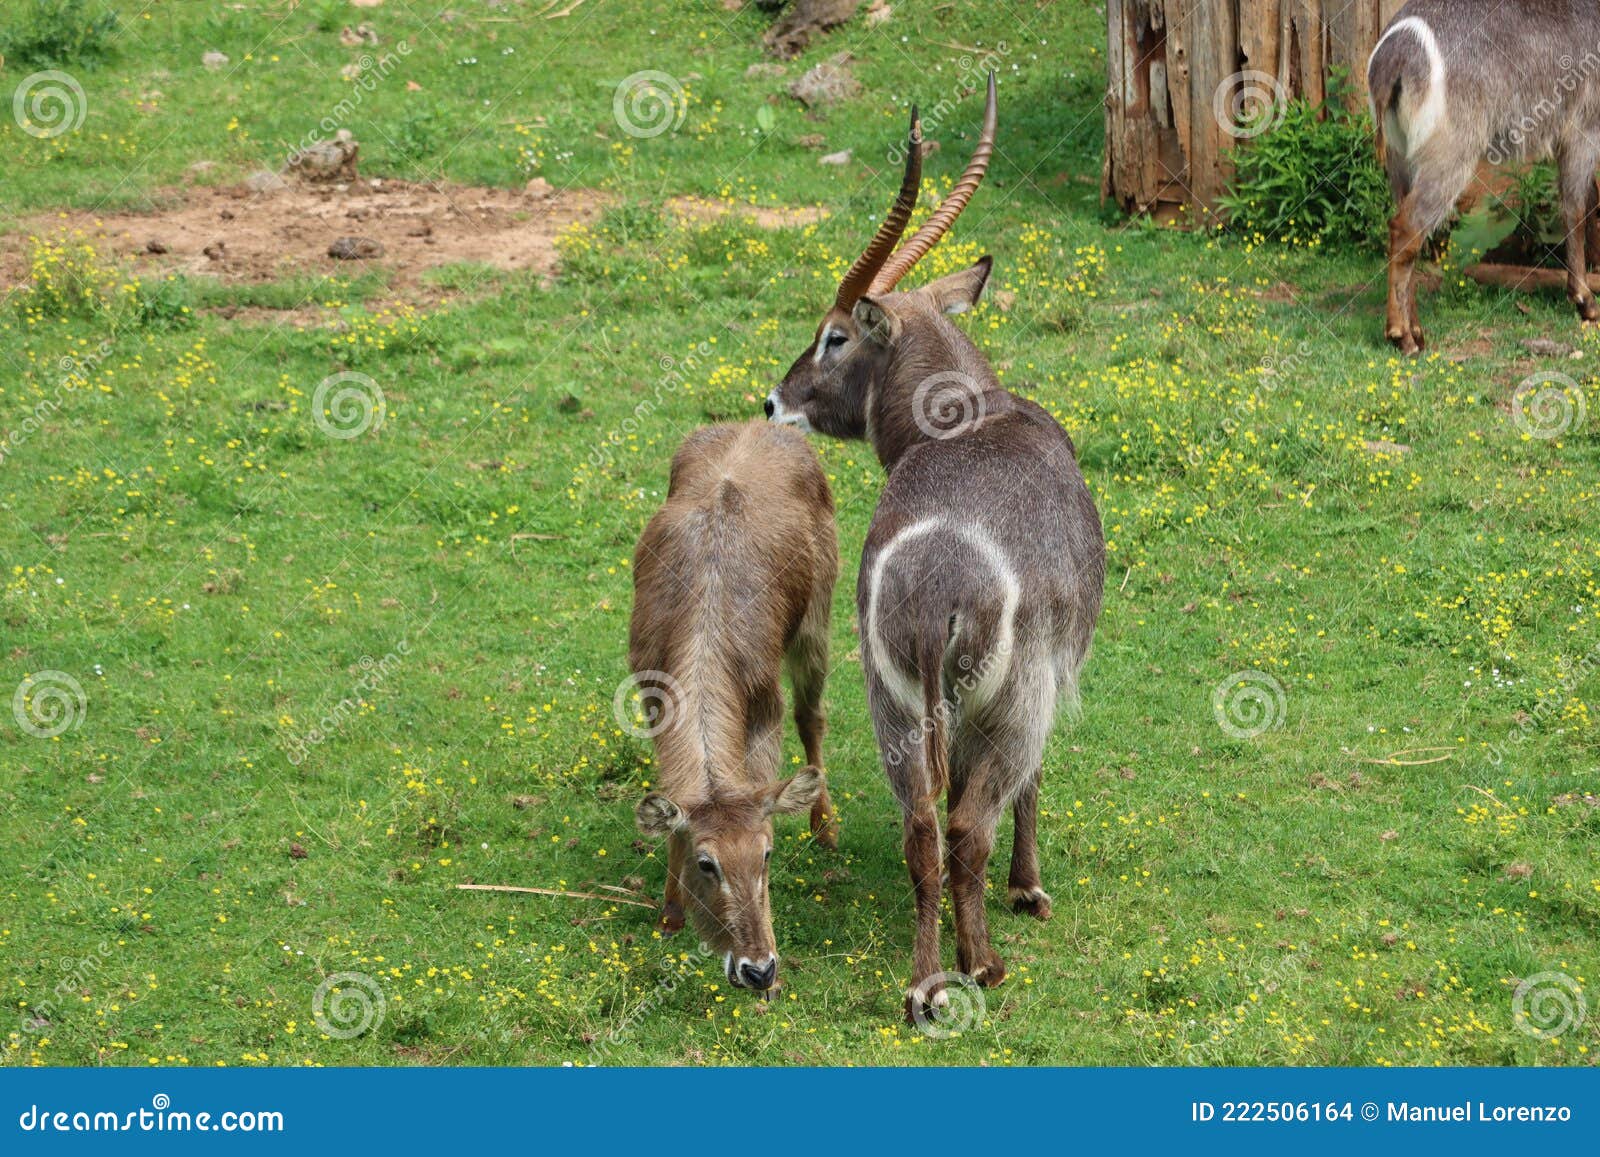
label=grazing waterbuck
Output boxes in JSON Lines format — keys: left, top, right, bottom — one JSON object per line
{"left": 1368, "top": 0, "right": 1600, "bottom": 353}
{"left": 628, "top": 421, "right": 839, "bottom": 995}
{"left": 764, "top": 74, "right": 1106, "bottom": 1020}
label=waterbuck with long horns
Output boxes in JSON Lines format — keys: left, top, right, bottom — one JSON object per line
{"left": 765, "top": 75, "right": 1105, "bottom": 1020}
{"left": 1369, "top": 0, "right": 1600, "bottom": 353}
{"left": 628, "top": 421, "right": 838, "bottom": 996}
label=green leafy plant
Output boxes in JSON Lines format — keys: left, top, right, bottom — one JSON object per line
{"left": 1482, "top": 162, "right": 1565, "bottom": 267}
{"left": 0, "top": 0, "right": 120, "bottom": 69}
{"left": 1218, "top": 79, "right": 1391, "bottom": 254}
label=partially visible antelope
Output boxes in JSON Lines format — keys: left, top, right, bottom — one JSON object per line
{"left": 1368, "top": 0, "right": 1600, "bottom": 353}
{"left": 764, "top": 74, "right": 1106, "bottom": 1021}
{"left": 628, "top": 421, "right": 838, "bottom": 996}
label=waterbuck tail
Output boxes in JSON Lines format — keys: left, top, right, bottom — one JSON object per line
{"left": 915, "top": 609, "right": 950, "bottom": 801}
{"left": 1366, "top": 16, "right": 1446, "bottom": 183}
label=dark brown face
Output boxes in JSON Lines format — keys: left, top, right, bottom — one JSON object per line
{"left": 635, "top": 769, "right": 825, "bottom": 993}
{"left": 764, "top": 304, "right": 892, "bottom": 441}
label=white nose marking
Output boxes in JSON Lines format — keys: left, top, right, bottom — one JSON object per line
{"left": 765, "top": 389, "right": 812, "bottom": 432}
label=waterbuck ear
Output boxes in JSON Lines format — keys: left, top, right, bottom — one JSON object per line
{"left": 764, "top": 766, "right": 825, "bottom": 817}
{"left": 913, "top": 256, "right": 993, "bottom": 315}
{"left": 851, "top": 296, "right": 899, "bottom": 346}
{"left": 635, "top": 793, "right": 687, "bottom": 837}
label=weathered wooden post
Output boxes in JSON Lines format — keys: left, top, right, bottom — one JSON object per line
{"left": 1103, "top": 0, "right": 1405, "bottom": 224}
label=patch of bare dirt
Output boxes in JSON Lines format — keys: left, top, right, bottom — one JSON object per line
{"left": 665, "top": 195, "right": 826, "bottom": 230}
{"left": 2, "top": 176, "right": 606, "bottom": 296}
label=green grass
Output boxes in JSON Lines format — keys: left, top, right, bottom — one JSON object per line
{"left": 2, "top": 1, "right": 1597, "bottom": 1068}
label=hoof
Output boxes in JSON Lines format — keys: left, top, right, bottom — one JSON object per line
{"left": 1577, "top": 297, "right": 1600, "bottom": 323}
{"left": 958, "top": 946, "right": 1007, "bottom": 988}
{"left": 1388, "top": 329, "right": 1422, "bottom": 356}
{"left": 656, "top": 900, "right": 685, "bottom": 935}
{"left": 1009, "top": 885, "right": 1053, "bottom": 921}
{"left": 904, "top": 980, "right": 949, "bottom": 1026}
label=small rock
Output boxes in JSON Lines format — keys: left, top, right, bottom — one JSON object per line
{"left": 145, "top": 239, "right": 169, "bottom": 255}
{"left": 243, "top": 169, "right": 287, "bottom": 195}
{"left": 1362, "top": 439, "right": 1411, "bottom": 456}
{"left": 202, "top": 50, "right": 230, "bottom": 70}
{"left": 289, "top": 843, "right": 308, "bottom": 859}
{"left": 328, "top": 236, "right": 384, "bottom": 260}
{"left": 796, "top": 133, "right": 826, "bottom": 149}
{"left": 203, "top": 241, "right": 226, "bottom": 261}
{"left": 524, "top": 176, "right": 554, "bottom": 201}
{"left": 788, "top": 52, "right": 859, "bottom": 108}
{"left": 1522, "top": 337, "right": 1575, "bottom": 358}
{"left": 290, "top": 129, "right": 360, "bottom": 182}
{"left": 187, "top": 160, "right": 218, "bottom": 177}
{"left": 818, "top": 149, "right": 852, "bottom": 166}
{"left": 745, "top": 62, "right": 788, "bottom": 80}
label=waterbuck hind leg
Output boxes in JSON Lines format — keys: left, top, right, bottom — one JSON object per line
{"left": 787, "top": 598, "right": 836, "bottom": 848}
{"left": 1386, "top": 193, "right": 1430, "bottom": 355}
{"left": 1558, "top": 153, "right": 1600, "bottom": 321}
{"left": 659, "top": 837, "right": 687, "bottom": 935}
{"left": 1007, "top": 770, "right": 1052, "bottom": 921}
{"left": 1586, "top": 179, "right": 1600, "bottom": 274}
{"left": 944, "top": 756, "right": 1012, "bottom": 987}
{"left": 902, "top": 799, "right": 946, "bottom": 1023}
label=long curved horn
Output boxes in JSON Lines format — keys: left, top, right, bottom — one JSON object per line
{"left": 868, "top": 71, "right": 996, "bottom": 294}
{"left": 833, "top": 107, "right": 922, "bottom": 312}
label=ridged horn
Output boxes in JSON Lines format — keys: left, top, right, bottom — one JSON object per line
{"left": 833, "top": 107, "right": 923, "bottom": 312}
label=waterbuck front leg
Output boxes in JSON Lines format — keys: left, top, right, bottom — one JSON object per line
{"left": 1558, "top": 151, "right": 1600, "bottom": 321}
{"left": 1007, "top": 768, "right": 1052, "bottom": 921}
{"left": 787, "top": 596, "right": 837, "bottom": 848}
{"left": 1386, "top": 192, "right": 1429, "bottom": 355}
{"left": 1585, "top": 178, "right": 1600, "bottom": 273}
